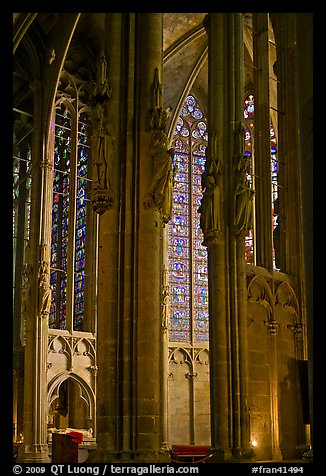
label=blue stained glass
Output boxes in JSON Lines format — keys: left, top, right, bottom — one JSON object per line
{"left": 169, "top": 95, "right": 209, "bottom": 342}
{"left": 194, "top": 310, "right": 209, "bottom": 329}
{"left": 50, "top": 104, "right": 90, "bottom": 330}
{"left": 172, "top": 214, "right": 189, "bottom": 236}
{"left": 171, "top": 261, "right": 188, "bottom": 281}
{"left": 172, "top": 285, "right": 189, "bottom": 303}
{"left": 193, "top": 156, "right": 206, "bottom": 174}
{"left": 173, "top": 154, "right": 189, "bottom": 173}
{"left": 192, "top": 121, "right": 208, "bottom": 141}
{"left": 173, "top": 192, "right": 188, "bottom": 204}
{"left": 196, "top": 265, "right": 208, "bottom": 282}
{"left": 244, "top": 94, "right": 255, "bottom": 118}
{"left": 171, "top": 309, "right": 189, "bottom": 328}
{"left": 196, "top": 286, "right": 208, "bottom": 305}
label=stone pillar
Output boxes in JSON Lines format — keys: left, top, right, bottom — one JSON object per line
{"left": 265, "top": 317, "right": 282, "bottom": 460}
{"left": 295, "top": 13, "right": 313, "bottom": 457}
{"left": 204, "top": 13, "right": 253, "bottom": 461}
{"left": 18, "top": 81, "right": 51, "bottom": 463}
{"left": 13, "top": 136, "right": 31, "bottom": 443}
{"left": 161, "top": 263, "right": 170, "bottom": 451}
{"left": 271, "top": 14, "right": 303, "bottom": 279}
{"left": 204, "top": 13, "right": 231, "bottom": 462}
{"left": 229, "top": 14, "right": 253, "bottom": 460}
{"left": 253, "top": 13, "right": 273, "bottom": 271}
{"left": 134, "top": 12, "right": 169, "bottom": 462}
{"left": 87, "top": 13, "right": 122, "bottom": 462}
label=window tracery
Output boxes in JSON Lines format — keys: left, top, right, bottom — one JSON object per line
{"left": 168, "top": 95, "right": 209, "bottom": 343}
{"left": 50, "top": 100, "right": 92, "bottom": 331}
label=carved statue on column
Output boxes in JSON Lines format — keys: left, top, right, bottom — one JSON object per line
{"left": 146, "top": 68, "right": 171, "bottom": 131}
{"left": 234, "top": 155, "right": 254, "bottom": 237}
{"left": 143, "top": 130, "right": 175, "bottom": 221}
{"left": 161, "top": 266, "right": 170, "bottom": 332}
{"left": 21, "top": 263, "right": 32, "bottom": 313}
{"left": 89, "top": 51, "right": 114, "bottom": 215}
{"left": 38, "top": 244, "right": 52, "bottom": 318}
{"left": 198, "top": 139, "right": 223, "bottom": 246}
{"left": 95, "top": 51, "right": 112, "bottom": 100}
{"left": 233, "top": 122, "right": 255, "bottom": 237}
{"left": 144, "top": 68, "right": 174, "bottom": 224}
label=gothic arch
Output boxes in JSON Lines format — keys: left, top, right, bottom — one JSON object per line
{"left": 275, "top": 281, "right": 300, "bottom": 319}
{"left": 247, "top": 274, "right": 273, "bottom": 321}
{"left": 48, "top": 371, "right": 95, "bottom": 421}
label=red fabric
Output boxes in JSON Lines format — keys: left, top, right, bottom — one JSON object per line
{"left": 171, "top": 445, "right": 210, "bottom": 456}
{"left": 66, "top": 431, "right": 83, "bottom": 444}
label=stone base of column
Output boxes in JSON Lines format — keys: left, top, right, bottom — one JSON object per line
{"left": 86, "top": 448, "right": 124, "bottom": 463}
{"left": 272, "top": 446, "right": 283, "bottom": 461}
{"left": 206, "top": 447, "right": 226, "bottom": 463}
{"left": 132, "top": 449, "right": 171, "bottom": 463}
{"left": 228, "top": 446, "right": 256, "bottom": 462}
{"left": 17, "top": 444, "right": 50, "bottom": 463}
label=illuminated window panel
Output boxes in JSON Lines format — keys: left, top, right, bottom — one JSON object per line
{"left": 243, "top": 96, "right": 255, "bottom": 264}
{"left": 73, "top": 114, "right": 90, "bottom": 330}
{"left": 50, "top": 104, "right": 91, "bottom": 331}
{"left": 243, "top": 94, "right": 281, "bottom": 268}
{"left": 270, "top": 124, "right": 280, "bottom": 269}
{"left": 168, "top": 95, "right": 209, "bottom": 343}
{"left": 50, "top": 105, "right": 71, "bottom": 329}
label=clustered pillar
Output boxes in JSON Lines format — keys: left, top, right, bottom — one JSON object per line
{"left": 204, "top": 13, "right": 253, "bottom": 461}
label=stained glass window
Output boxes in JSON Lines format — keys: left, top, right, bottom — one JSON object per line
{"left": 49, "top": 102, "right": 91, "bottom": 331}
{"left": 270, "top": 123, "right": 280, "bottom": 270}
{"left": 168, "top": 95, "right": 209, "bottom": 342}
{"left": 13, "top": 113, "right": 32, "bottom": 321}
{"left": 243, "top": 94, "right": 255, "bottom": 264}
{"left": 243, "top": 94, "right": 280, "bottom": 268}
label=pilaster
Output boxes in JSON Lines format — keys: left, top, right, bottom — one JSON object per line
{"left": 253, "top": 13, "right": 273, "bottom": 271}
{"left": 134, "top": 12, "right": 170, "bottom": 462}
{"left": 18, "top": 80, "right": 51, "bottom": 463}
{"left": 205, "top": 13, "right": 231, "bottom": 461}
{"left": 87, "top": 13, "right": 123, "bottom": 463}
{"left": 204, "top": 13, "right": 254, "bottom": 462}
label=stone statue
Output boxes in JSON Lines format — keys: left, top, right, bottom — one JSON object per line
{"left": 198, "top": 154, "right": 222, "bottom": 245}
{"left": 234, "top": 155, "right": 254, "bottom": 236}
{"left": 91, "top": 103, "right": 114, "bottom": 191}
{"left": 38, "top": 259, "right": 52, "bottom": 317}
{"left": 21, "top": 263, "right": 32, "bottom": 314}
{"left": 144, "top": 130, "right": 175, "bottom": 217}
{"left": 161, "top": 267, "right": 170, "bottom": 331}
{"left": 95, "top": 51, "right": 112, "bottom": 100}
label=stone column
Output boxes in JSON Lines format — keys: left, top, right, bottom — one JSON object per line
{"left": 135, "top": 13, "right": 169, "bottom": 462}
{"left": 87, "top": 13, "right": 123, "bottom": 462}
{"left": 265, "top": 317, "right": 282, "bottom": 460}
{"left": 295, "top": 13, "right": 313, "bottom": 456}
{"left": 271, "top": 14, "right": 303, "bottom": 279}
{"left": 161, "top": 263, "right": 170, "bottom": 451}
{"left": 13, "top": 137, "right": 31, "bottom": 443}
{"left": 204, "top": 13, "right": 253, "bottom": 461}
{"left": 229, "top": 14, "right": 253, "bottom": 460}
{"left": 204, "top": 13, "right": 231, "bottom": 462}
{"left": 18, "top": 81, "right": 51, "bottom": 463}
{"left": 253, "top": 13, "right": 273, "bottom": 271}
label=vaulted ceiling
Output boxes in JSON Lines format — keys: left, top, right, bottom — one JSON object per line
{"left": 13, "top": 13, "right": 262, "bottom": 137}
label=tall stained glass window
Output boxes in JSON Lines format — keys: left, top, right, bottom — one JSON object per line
{"left": 49, "top": 101, "right": 92, "bottom": 331}
{"left": 243, "top": 94, "right": 280, "bottom": 268}
{"left": 168, "top": 95, "right": 209, "bottom": 342}
{"left": 243, "top": 94, "right": 255, "bottom": 264}
{"left": 13, "top": 113, "right": 33, "bottom": 335}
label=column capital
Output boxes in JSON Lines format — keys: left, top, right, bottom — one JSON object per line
{"left": 265, "top": 319, "right": 280, "bottom": 335}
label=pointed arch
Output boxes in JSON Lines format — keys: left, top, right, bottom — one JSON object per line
{"left": 48, "top": 371, "right": 95, "bottom": 420}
